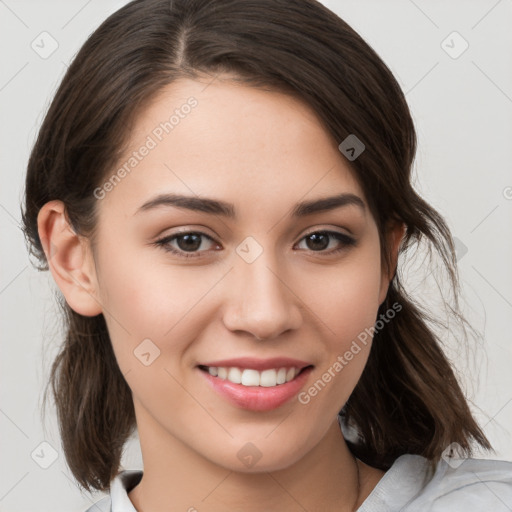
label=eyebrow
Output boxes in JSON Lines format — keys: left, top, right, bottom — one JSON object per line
{"left": 135, "top": 192, "right": 365, "bottom": 218}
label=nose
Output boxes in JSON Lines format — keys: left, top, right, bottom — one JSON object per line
{"left": 222, "top": 250, "right": 303, "bottom": 341}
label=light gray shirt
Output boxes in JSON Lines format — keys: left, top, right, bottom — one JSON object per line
{"left": 84, "top": 453, "right": 512, "bottom": 511}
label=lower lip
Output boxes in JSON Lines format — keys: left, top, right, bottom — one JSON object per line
{"left": 198, "top": 366, "right": 313, "bottom": 411}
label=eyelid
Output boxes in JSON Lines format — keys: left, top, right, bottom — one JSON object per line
{"left": 153, "top": 226, "right": 357, "bottom": 259}
{"left": 153, "top": 230, "right": 220, "bottom": 257}
{"left": 154, "top": 225, "right": 353, "bottom": 244}
{"left": 300, "top": 225, "right": 354, "bottom": 238}
{"left": 153, "top": 224, "right": 218, "bottom": 240}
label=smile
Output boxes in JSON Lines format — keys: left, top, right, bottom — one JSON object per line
{"left": 198, "top": 365, "right": 309, "bottom": 387}
{"left": 197, "top": 364, "right": 314, "bottom": 411}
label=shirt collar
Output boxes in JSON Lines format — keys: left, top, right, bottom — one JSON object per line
{"left": 111, "top": 469, "right": 142, "bottom": 511}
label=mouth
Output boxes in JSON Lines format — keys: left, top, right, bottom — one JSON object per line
{"left": 196, "top": 363, "right": 315, "bottom": 411}
{"left": 197, "top": 364, "right": 314, "bottom": 388}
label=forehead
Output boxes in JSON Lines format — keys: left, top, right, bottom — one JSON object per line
{"left": 98, "top": 76, "right": 366, "bottom": 220}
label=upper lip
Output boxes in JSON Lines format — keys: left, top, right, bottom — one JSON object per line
{"left": 198, "top": 357, "right": 313, "bottom": 372}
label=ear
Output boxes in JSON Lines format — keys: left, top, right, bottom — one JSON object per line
{"left": 378, "top": 221, "right": 406, "bottom": 305}
{"left": 37, "top": 200, "right": 103, "bottom": 316}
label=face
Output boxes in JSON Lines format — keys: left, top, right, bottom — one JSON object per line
{"left": 86, "top": 76, "right": 395, "bottom": 472}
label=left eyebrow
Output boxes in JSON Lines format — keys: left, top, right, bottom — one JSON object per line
{"left": 291, "top": 193, "right": 366, "bottom": 217}
{"left": 134, "top": 192, "right": 366, "bottom": 218}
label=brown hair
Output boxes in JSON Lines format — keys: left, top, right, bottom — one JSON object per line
{"left": 21, "top": 0, "right": 491, "bottom": 493}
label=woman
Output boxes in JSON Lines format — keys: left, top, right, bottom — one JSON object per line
{"left": 21, "top": 0, "right": 512, "bottom": 510}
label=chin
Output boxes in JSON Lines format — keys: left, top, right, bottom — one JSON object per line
{"left": 206, "top": 438, "right": 308, "bottom": 474}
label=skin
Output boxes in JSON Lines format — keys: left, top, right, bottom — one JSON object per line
{"left": 38, "top": 76, "right": 404, "bottom": 511}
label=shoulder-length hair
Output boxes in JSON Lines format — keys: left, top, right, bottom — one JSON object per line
{"left": 21, "top": 0, "right": 491, "bottom": 492}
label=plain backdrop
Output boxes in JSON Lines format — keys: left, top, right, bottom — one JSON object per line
{"left": 1, "top": 1, "right": 511, "bottom": 510}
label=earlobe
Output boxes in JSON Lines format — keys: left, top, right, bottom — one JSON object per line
{"left": 37, "top": 200, "right": 103, "bottom": 317}
{"left": 378, "top": 221, "right": 406, "bottom": 305}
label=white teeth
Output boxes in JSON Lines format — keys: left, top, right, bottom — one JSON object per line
{"left": 241, "top": 369, "right": 260, "bottom": 386}
{"left": 228, "top": 367, "right": 242, "bottom": 384}
{"left": 259, "top": 369, "right": 276, "bottom": 387}
{"left": 205, "top": 366, "right": 302, "bottom": 387}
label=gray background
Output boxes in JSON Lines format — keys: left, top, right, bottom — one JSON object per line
{"left": 1, "top": 0, "right": 511, "bottom": 510}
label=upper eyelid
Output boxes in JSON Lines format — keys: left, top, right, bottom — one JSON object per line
{"left": 158, "top": 226, "right": 353, "bottom": 240}
{"left": 157, "top": 228, "right": 355, "bottom": 249}
{"left": 300, "top": 226, "right": 353, "bottom": 238}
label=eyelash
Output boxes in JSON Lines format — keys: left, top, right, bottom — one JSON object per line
{"left": 153, "top": 230, "right": 356, "bottom": 259}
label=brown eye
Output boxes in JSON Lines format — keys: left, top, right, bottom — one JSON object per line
{"left": 296, "top": 231, "right": 356, "bottom": 254}
{"left": 154, "top": 232, "right": 219, "bottom": 258}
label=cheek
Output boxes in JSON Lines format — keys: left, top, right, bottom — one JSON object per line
{"left": 298, "top": 240, "right": 381, "bottom": 390}
{"left": 295, "top": 242, "right": 383, "bottom": 405}
{"left": 306, "top": 243, "right": 383, "bottom": 342}
{"left": 95, "top": 241, "right": 222, "bottom": 373}
{"left": 95, "top": 232, "right": 188, "bottom": 329}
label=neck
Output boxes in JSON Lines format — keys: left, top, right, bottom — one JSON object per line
{"left": 128, "top": 406, "right": 375, "bottom": 512}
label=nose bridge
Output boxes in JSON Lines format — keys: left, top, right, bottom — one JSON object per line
{"left": 223, "top": 236, "right": 302, "bottom": 339}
